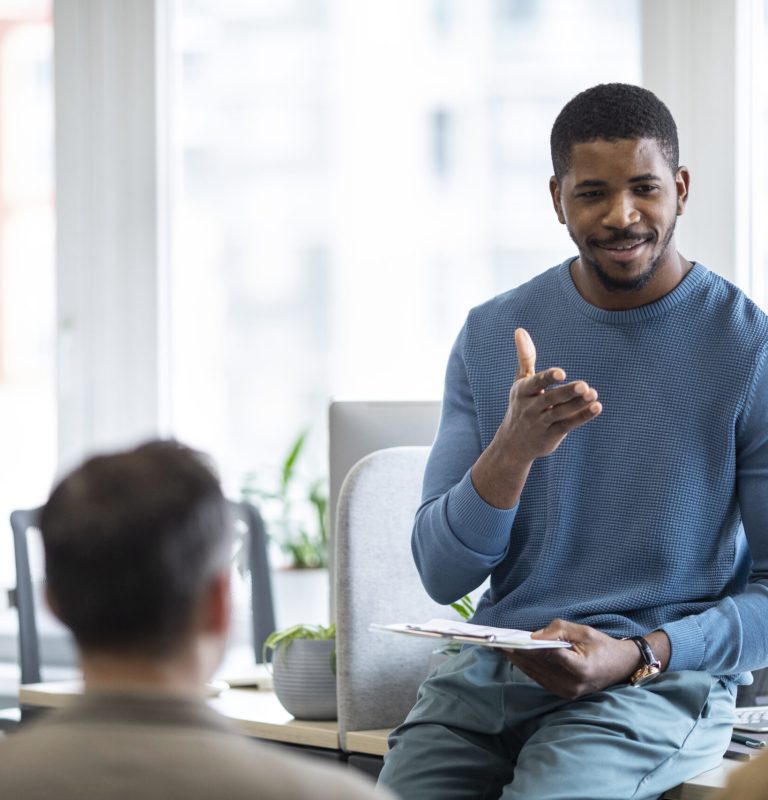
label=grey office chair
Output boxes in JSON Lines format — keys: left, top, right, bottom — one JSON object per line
{"left": 10, "top": 508, "right": 43, "bottom": 686}
{"left": 0, "top": 507, "right": 48, "bottom": 730}
{"left": 335, "top": 446, "right": 453, "bottom": 774}
{"left": 9, "top": 501, "right": 276, "bottom": 674}
{"left": 1, "top": 500, "right": 275, "bottom": 731}
{"left": 228, "top": 500, "right": 276, "bottom": 661}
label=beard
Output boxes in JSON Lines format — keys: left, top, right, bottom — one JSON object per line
{"left": 571, "top": 219, "right": 677, "bottom": 293}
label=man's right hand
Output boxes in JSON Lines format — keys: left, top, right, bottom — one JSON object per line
{"left": 504, "top": 328, "right": 602, "bottom": 462}
{"left": 470, "top": 328, "right": 602, "bottom": 509}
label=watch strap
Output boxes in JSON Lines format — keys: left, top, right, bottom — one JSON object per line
{"left": 625, "top": 635, "right": 661, "bottom": 686}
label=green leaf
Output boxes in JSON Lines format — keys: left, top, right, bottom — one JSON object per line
{"left": 262, "top": 622, "right": 336, "bottom": 665}
{"left": 449, "top": 594, "right": 475, "bottom": 621}
{"left": 281, "top": 430, "right": 308, "bottom": 490}
{"left": 309, "top": 479, "right": 329, "bottom": 545}
{"left": 239, "top": 426, "right": 331, "bottom": 569}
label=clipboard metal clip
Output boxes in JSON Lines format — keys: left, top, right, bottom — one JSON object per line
{"left": 405, "top": 624, "right": 497, "bottom": 642}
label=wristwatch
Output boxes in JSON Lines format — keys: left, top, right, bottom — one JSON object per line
{"left": 626, "top": 636, "right": 661, "bottom": 686}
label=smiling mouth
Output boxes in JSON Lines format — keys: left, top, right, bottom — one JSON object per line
{"left": 595, "top": 238, "right": 651, "bottom": 251}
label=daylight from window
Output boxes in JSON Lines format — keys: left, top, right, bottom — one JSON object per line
{"left": 169, "top": 0, "right": 642, "bottom": 496}
{"left": 0, "top": 1, "right": 54, "bottom": 593}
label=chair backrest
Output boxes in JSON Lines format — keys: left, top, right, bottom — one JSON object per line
{"left": 10, "top": 508, "right": 44, "bottom": 685}
{"left": 328, "top": 401, "right": 441, "bottom": 551}
{"left": 328, "top": 401, "right": 441, "bottom": 619}
{"left": 228, "top": 500, "right": 276, "bottom": 660}
{"left": 10, "top": 500, "right": 275, "bottom": 686}
{"left": 335, "top": 446, "right": 451, "bottom": 744}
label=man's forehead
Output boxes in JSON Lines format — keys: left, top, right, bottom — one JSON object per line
{"left": 566, "top": 137, "right": 669, "bottom": 176}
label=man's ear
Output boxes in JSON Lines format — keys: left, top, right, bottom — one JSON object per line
{"left": 550, "top": 176, "right": 566, "bottom": 224}
{"left": 675, "top": 166, "right": 690, "bottom": 216}
{"left": 200, "top": 569, "right": 231, "bottom": 636}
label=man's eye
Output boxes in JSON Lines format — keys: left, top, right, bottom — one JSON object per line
{"left": 635, "top": 185, "right": 658, "bottom": 194}
{"left": 577, "top": 191, "right": 602, "bottom": 199}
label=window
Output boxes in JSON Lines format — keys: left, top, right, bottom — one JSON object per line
{"left": 169, "top": 0, "right": 642, "bottom": 495}
{"left": 0, "top": 2, "right": 54, "bottom": 597}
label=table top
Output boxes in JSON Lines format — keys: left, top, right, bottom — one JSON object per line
{"left": 345, "top": 728, "right": 390, "bottom": 757}
{"left": 19, "top": 681, "right": 340, "bottom": 750}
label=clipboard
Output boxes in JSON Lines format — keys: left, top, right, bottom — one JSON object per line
{"left": 370, "top": 618, "right": 572, "bottom": 650}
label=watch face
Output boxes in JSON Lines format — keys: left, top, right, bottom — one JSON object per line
{"left": 631, "top": 665, "right": 661, "bottom": 686}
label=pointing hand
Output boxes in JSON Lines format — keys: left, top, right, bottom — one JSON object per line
{"left": 502, "top": 328, "right": 602, "bottom": 463}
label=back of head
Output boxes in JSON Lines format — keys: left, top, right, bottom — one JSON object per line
{"left": 550, "top": 83, "right": 679, "bottom": 181}
{"left": 40, "top": 440, "right": 229, "bottom": 657}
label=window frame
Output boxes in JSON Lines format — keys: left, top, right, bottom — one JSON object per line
{"left": 53, "top": 0, "right": 174, "bottom": 474}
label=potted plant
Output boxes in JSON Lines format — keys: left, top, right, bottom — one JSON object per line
{"left": 241, "top": 430, "right": 331, "bottom": 630}
{"left": 263, "top": 622, "right": 337, "bottom": 720}
{"left": 242, "top": 429, "right": 328, "bottom": 570}
{"left": 428, "top": 595, "right": 476, "bottom": 671}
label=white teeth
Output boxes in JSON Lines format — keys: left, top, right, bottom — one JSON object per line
{"left": 604, "top": 242, "right": 643, "bottom": 250}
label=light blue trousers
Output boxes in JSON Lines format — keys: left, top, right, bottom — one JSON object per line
{"left": 378, "top": 647, "right": 734, "bottom": 800}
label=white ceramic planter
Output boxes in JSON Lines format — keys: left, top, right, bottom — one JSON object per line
{"left": 271, "top": 567, "right": 330, "bottom": 630}
{"left": 272, "top": 637, "right": 337, "bottom": 720}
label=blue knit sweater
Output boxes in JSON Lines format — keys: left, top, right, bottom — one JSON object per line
{"left": 413, "top": 259, "right": 768, "bottom": 679}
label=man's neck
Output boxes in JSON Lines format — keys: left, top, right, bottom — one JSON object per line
{"left": 570, "top": 249, "right": 692, "bottom": 311}
{"left": 80, "top": 650, "right": 209, "bottom": 700}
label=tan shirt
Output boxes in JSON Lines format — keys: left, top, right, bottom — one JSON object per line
{"left": 0, "top": 692, "right": 388, "bottom": 800}
{"left": 716, "top": 750, "right": 768, "bottom": 800}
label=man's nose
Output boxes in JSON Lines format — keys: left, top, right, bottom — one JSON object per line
{"left": 602, "top": 194, "right": 640, "bottom": 229}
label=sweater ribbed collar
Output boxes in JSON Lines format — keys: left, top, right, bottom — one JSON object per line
{"left": 557, "top": 256, "right": 708, "bottom": 324}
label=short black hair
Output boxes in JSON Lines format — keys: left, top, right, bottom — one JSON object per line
{"left": 550, "top": 83, "right": 679, "bottom": 181}
{"left": 40, "top": 440, "right": 230, "bottom": 657}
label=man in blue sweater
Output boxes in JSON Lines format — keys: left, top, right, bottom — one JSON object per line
{"left": 378, "top": 83, "right": 768, "bottom": 799}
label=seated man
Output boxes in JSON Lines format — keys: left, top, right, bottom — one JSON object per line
{"left": 0, "top": 440, "right": 385, "bottom": 800}
{"left": 378, "top": 83, "right": 768, "bottom": 799}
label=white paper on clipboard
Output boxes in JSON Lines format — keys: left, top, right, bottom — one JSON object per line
{"left": 370, "top": 618, "right": 572, "bottom": 650}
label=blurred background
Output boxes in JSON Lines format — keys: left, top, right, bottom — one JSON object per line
{"left": 0, "top": 0, "right": 765, "bottom": 682}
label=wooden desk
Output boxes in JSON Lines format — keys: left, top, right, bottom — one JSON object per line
{"left": 19, "top": 681, "right": 340, "bottom": 751}
{"left": 209, "top": 688, "right": 339, "bottom": 749}
{"left": 345, "top": 728, "right": 390, "bottom": 757}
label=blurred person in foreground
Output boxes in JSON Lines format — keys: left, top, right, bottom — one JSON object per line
{"left": 716, "top": 749, "right": 768, "bottom": 799}
{"left": 0, "top": 440, "right": 386, "bottom": 800}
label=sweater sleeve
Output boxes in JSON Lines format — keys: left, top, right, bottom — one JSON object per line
{"left": 412, "top": 325, "right": 518, "bottom": 604}
{"left": 662, "top": 346, "right": 768, "bottom": 675}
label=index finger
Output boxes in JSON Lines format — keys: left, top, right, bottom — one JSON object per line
{"left": 517, "top": 367, "right": 567, "bottom": 396}
{"left": 514, "top": 328, "right": 536, "bottom": 379}
{"left": 531, "top": 618, "right": 581, "bottom": 641}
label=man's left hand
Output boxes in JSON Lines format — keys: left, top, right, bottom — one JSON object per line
{"left": 503, "top": 619, "right": 666, "bottom": 699}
